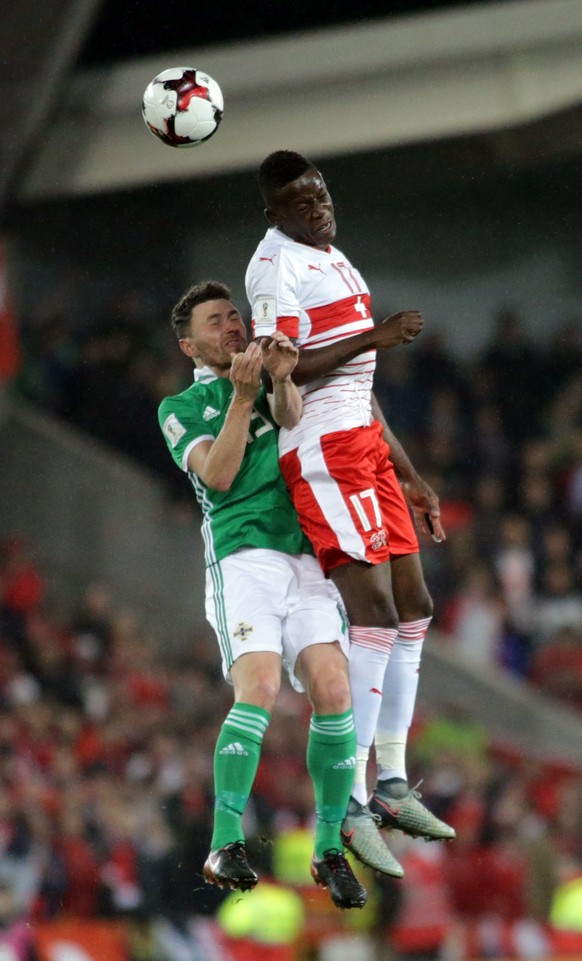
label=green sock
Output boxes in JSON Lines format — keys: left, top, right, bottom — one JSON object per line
{"left": 211, "top": 702, "right": 270, "bottom": 850}
{"left": 307, "top": 710, "right": 356, "bottom": 859}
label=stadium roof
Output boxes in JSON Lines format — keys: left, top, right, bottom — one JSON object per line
{"left": 80, "top": 0, "right": 515, "bottom": 64}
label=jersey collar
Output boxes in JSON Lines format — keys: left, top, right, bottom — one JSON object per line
{"left": 194, "top": 366, "right": 218, "bottom": 384}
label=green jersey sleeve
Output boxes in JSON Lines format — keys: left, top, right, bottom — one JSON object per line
{"left": 158, "top": 391, "right": 214, "bottom": 472}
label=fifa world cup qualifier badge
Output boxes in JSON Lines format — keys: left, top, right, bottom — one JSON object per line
{"left": 253, "top": 295, "right": 277, "bottom": 336}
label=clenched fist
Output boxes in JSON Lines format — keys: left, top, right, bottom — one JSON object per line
{"left": 373, "top": 310, "right": 423, "bottom": 349}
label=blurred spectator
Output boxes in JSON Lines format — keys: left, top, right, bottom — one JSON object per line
{"left": 480, "top": 305, "right": 545, "bottom": 440}
{"left": 494, "top": 514, "right": 535, "bottom": 634}
{"left": 529, "top": 626, "right": 582, "bottom": 709}
{"left": 0, "top": 881, "right": 35, "bottom": 961}
{"left": 533, "top": 565, "right": 582, "bottom": 646}
{"left": 71, "top": 583, "right": 114, "bottom": 678}
{"left": 471, "top": 403, "right": 513, "bottom": 481}
{"left": 441, "top": 562, "right": 505, "bottom": 669}
{"left": 373, "top": 350, "right": 428, "bottom": 439}
{"left": 0, "top": 538, "right": 44, "bottom": 615}
{"left": 546, "top": 321, "right": 582, "bottom": 395}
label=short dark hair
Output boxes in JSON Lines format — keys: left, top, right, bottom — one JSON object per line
{"left": 171, "top": 280, "right": 232, "bottom": 338}
{"left": 259, "top": 150, "right": 313, "bottom": 205}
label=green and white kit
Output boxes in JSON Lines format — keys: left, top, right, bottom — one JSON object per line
{"left": 158, "top": 367, "right": 348, "bottom": 687}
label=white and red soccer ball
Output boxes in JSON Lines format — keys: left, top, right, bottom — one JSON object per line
{"left": 142, "top": 67, "right": 223, "bottom": 147}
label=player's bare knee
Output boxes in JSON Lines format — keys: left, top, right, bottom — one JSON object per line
{"left": 307, "top": 669, "right": 351, "bottom": 716}
{"left": 238, "top": 675, "right": 280, "bottom": 712}
{"left": 354, "top": 596, "right": 399, "bottom": 630}
{"left": 254, "top": 675, "right": 280, "bottom": 710}
{"left": 398, "top": 591, "right": 433, "bottom": 622}
{"left": 421, "top": 594, "right": 434, "bottom": 619}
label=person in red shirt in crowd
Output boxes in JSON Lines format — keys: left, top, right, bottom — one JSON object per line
{"left": 0, "top": 538, "right": 44, "bottom": 613}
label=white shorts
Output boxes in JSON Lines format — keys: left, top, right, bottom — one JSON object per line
{"left": 205, "top": 548, "right": 348, "bottom": 692}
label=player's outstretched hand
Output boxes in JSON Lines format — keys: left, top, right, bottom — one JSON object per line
{"left": 260, "top": 331, "right": 299, "bottom": 382}
{"left": 400, "top": 477, "right": 446, "bottom": 543}
{"left": 229, "top": 342, "right": 262, "bottom": 402}
{"left": 375, "top": 310, "right": 423, "bottom": 349}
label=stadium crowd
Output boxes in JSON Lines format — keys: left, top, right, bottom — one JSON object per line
{"left": 4, "top": 297, "right": 582, "bottom": 958}
{"left": 1, "top": 535, "right": 582, "bottom": 960}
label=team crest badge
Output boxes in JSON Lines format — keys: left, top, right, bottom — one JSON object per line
{"left": 234, "top": 622, "right": 254, "bottom": 641}
{"left": 370, "top": 530, "right": 387, "bottom": 551}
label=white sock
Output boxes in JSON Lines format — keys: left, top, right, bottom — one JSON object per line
{"left": 352, "top": 751, "right": 370, "bottom": 806}
{"left": 375, "top": 732, "right": 408, "bottom": 782}
{"left": 349, "top": 626, "right": 397, "bottom": 804}
{"left": 375, "top": 617, "right": 431, "bottom": 782}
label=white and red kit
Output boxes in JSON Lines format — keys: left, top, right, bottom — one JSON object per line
{"left": 245, "top": 226, "right": 418, "bottom": 573}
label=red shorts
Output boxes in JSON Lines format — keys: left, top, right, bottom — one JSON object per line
{"left": 279, "top": 421, "right": 419, "bottom": 574}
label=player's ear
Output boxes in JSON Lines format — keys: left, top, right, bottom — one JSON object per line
{"left": 264, "top": 206, "right": 277, "bottom": 226}
{"left": 179, "top": 338, "right": 199, "bottom": 360}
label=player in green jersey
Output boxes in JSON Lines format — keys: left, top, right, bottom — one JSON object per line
{"left": 158, "top": 280, "right": 367, "bottom": 910}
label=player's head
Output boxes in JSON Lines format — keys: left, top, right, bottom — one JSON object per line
{"left": 171, "top": 280, "right": 247, "bottom": 372}
{"left": 259, "top": 150, "right": 336, "bottom": 250}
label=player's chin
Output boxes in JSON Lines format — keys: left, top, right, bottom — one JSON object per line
{"left": 225, "top": 337, "right": 246, "bottom": 353}
{"left": 311, "top": 221, "right": 335, "bottom": 244}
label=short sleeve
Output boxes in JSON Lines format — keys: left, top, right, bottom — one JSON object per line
{"left": 247, "top": 248, "right": 301, "bottom": 339}
{"left": 158, "top": 397, "right": 214, "bottom": 472}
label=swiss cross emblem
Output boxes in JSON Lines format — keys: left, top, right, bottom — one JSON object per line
{"left": 234, "top": 622, "right": 254, "bottom": 641}
{"left": 370, "top": 530, "right": 387, "bottom": 551}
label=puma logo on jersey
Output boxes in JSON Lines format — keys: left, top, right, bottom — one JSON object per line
{"left": 308, "top": 264, "right": 324, "bottom": 272}
{"left": 203, "top": 406, "right": 221, "bottom": 422}
{"left": 259, "top": 255, "right": 276, "bottom": 264}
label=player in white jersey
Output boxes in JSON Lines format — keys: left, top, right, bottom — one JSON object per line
{"left": 246, "top": 151, "right": 455, "bottom": 878}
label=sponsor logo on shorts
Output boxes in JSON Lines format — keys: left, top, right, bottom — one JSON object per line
{"left": 370, "top": 529, "right": 387, "bottom": 551}
{"left": 233, "top": 622, "right": 254, "bottom": 641}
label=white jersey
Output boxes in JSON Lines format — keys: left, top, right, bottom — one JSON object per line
{"left": 245, "top": 227, "right": 376, "bottom": 455}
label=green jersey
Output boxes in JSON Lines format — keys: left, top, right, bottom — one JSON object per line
{"left": 158, "top": 367, "right": 312, "bottom": 566}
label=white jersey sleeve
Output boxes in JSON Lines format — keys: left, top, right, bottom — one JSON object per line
{"left": 245, "top": 238, "right": 303, "bottom": 339}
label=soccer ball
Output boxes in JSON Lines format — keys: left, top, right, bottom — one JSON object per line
{"left": 142, "top": 67, "right": 224, "bottom": 148}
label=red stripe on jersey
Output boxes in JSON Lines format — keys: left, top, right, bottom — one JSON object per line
{"left": 321, "top": 360, "right": 376, "bottom": 371}
{"left": 277, "top": 315, "right": 300, "bottom": 338}
{"left": 306, "top": 294, "right": 372, "bottom": 337}
{"left": 302, "top": 382, "right": 367, "bottom": 398}
{"left": 304, "top": 327, "right": 373, "bottom": 349}
{"left": 253, "top": 315, "right": 300, "bottom": 339}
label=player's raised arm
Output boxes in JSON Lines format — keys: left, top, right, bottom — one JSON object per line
{"left": 261, "top": 332, "right": 302, "bottom": 429}
{"left": 281, "top": 310, "right": 423, "bottom": 387}
{"left": 187, "top": 343, "right": 262, "bottom": 491}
